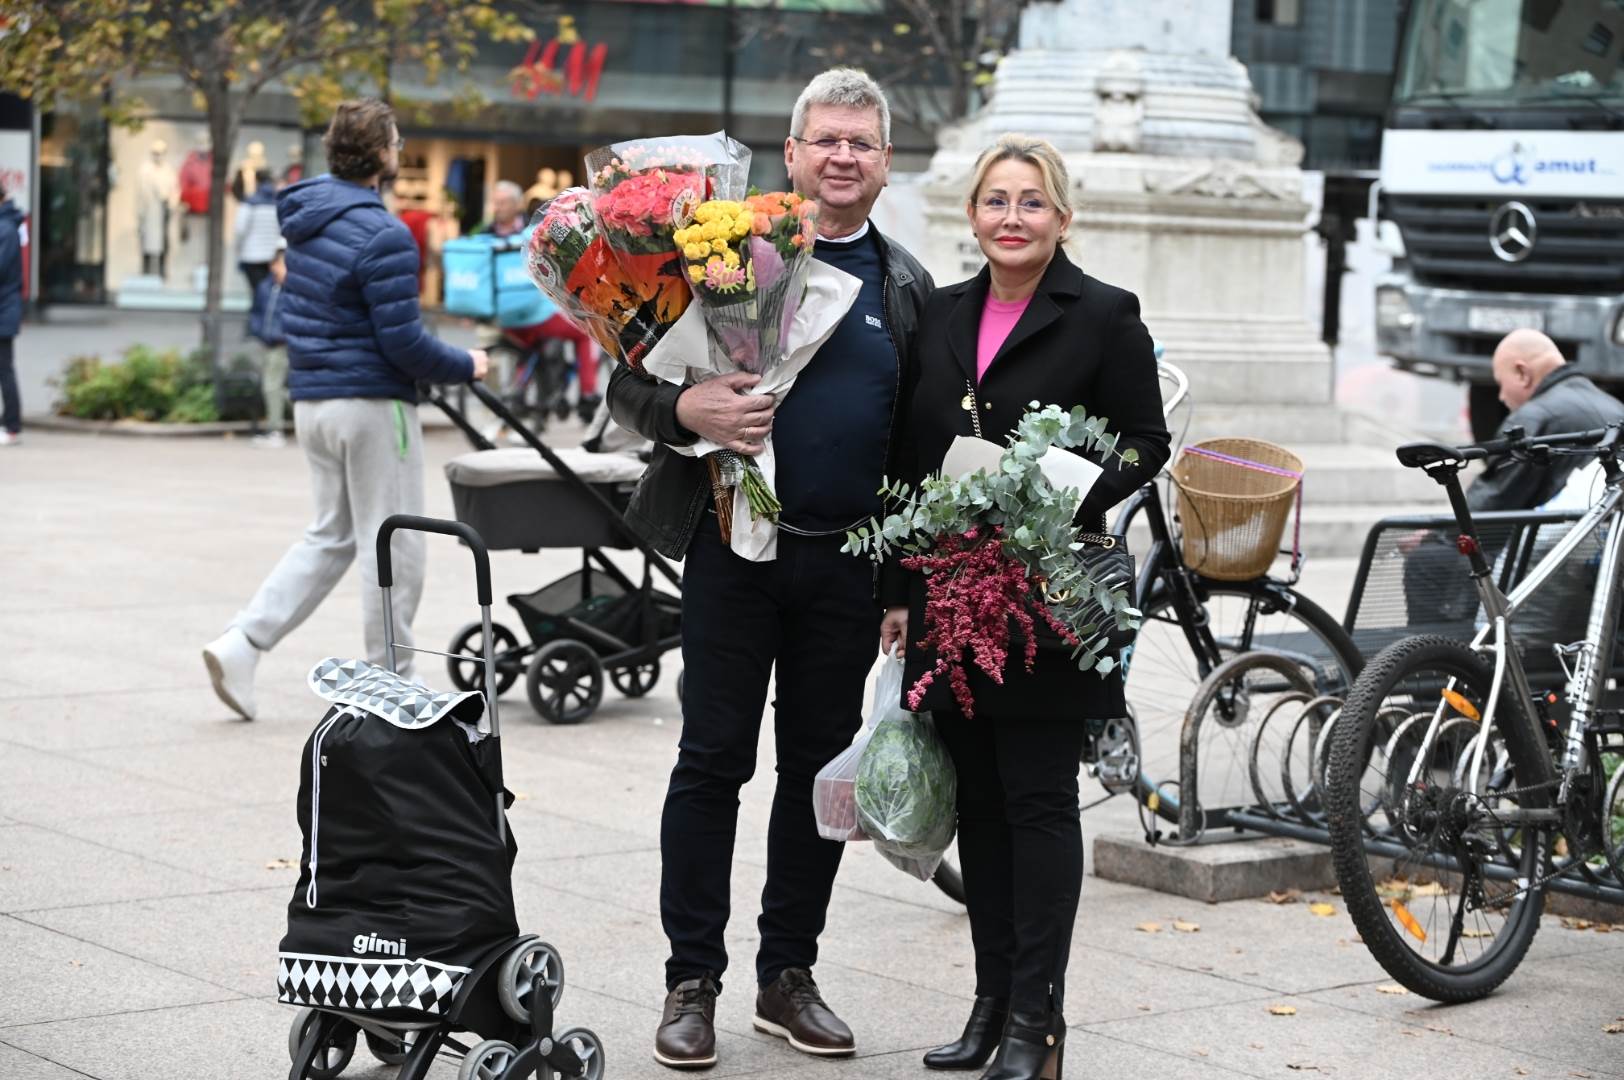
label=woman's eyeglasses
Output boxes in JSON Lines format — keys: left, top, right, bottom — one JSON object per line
{"left": 794, "top": 136, "right": 885, "bottom": 161}
{"left": 975, "top": 197, "right": 1058, "bottom": 218}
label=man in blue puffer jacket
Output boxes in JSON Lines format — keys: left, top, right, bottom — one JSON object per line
{"left": 203, "top": 99, "right": 489, "bottom": 721}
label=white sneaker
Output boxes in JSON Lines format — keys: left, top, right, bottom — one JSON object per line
{"left": 0, "top": 430, "right": 18, "bottom": 446}
{"left": 203, "top": 626, "right": 260, "bottom": 721}
{"left": 252, "top": 431, "right": 287, "bottom": 449}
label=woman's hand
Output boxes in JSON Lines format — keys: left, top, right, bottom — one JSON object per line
{"left": 880, "top": 606, "right": 908, "bottom": 656}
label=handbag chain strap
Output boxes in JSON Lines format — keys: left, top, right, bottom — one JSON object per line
{"left": 965, "top": 378, "right": 1115, "bottom": 547}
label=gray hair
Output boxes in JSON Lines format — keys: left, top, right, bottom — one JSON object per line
{"left": 790, "top": 67, "right": 891, "bottom": 145}
{"left": 492, "top": 180, "right": 524, "bottom": 203}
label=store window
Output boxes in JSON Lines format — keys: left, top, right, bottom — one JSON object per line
{"left": 1257, "top": 0, "right": 1302, "bottom": 26}
{"left": 39, "top": 102, "right": 108, "bottom": 305}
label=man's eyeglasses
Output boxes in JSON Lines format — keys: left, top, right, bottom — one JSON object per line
{"left": 391, "top": 134, "right": 406, "bottom": 151}
{"left": 974, "top": 196, "right": 1058, "bottom": 218}
{"left": 794, "top": 136, "right": 885, "bottom": 161}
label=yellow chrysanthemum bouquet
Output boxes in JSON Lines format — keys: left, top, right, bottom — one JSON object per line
{"left": 672, "top": 192, "right": 820, "bottom": 526}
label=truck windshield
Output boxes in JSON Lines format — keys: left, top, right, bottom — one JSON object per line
{"left": 1395, "top": 0, "right": 1624, "bottom": 106}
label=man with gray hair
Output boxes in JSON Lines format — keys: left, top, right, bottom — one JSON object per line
{"left": 608, "top": 68, "right": 933, "bottom": 1069}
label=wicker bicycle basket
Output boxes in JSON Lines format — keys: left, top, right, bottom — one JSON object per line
{"left": 1173, "top": 438, "right": 1304, "bottom": 581}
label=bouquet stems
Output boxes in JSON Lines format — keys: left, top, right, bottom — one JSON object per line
{"left": 738, "top": 457, "right": 781, "bottom": 522}
{"left": 706, "top": 456, "right": 736, "bottom": 543}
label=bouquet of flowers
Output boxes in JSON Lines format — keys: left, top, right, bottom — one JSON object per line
{"left": 524, "top": 187, "right": 640, "bottom": 361}
{"left": 667, "top": 192, "right": 819, "bottom": 524}
{"left": 845, "top": 404, "right": 1143, "bottom": 719}
{"left": 676, "top": 192, "right": 818, "bottom": 374}
{"left": 584, "top": 133, "right": 750, "bottom": 368}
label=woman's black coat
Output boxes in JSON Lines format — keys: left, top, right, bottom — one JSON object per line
{"left": 880, "top": 248, "right": 1173, "bottom": 719}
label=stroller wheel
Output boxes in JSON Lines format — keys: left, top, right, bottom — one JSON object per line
{"left": 458, "top": 1038, "right": 518, "bottom": 1080}
{"left": 498, "top": 938, "right": 566, "bottom": 1023}
{"left": 287, "top": 1007, "right": 357, "bottom": 1079}
{"left": 609, "top": 660, "right": 661, "bottom": 698}
{"left": 555, "top": 1026, "right": 607, "bottom": 1080}
{"left": 364, "top": 1028, "right": 412, "bottom": 1066}
{"left": 525, "top": 640, "right": 604, "bottom": 724}
{"left": 447, "top": 621, "right": 522, "bottom": 695}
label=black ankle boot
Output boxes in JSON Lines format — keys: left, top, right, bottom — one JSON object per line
{"left": 979, "top": 1009, "right": 1065, "bottom": 1080}
{"left": 923, "top": 995, "right": 1009, "bottom": 1070}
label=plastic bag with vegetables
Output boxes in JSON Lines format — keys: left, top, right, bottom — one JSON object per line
{"left": 852, "top": 652, "right": 958, "bottom": 880}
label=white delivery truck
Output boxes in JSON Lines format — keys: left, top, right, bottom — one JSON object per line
{"left": 1373, "top": 0, "right": 1624, "bottom": 438}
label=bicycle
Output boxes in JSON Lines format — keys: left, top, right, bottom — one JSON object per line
{"left": 926, "top": 358, "right": 1363, "bottom": 901}
{"left": 1325, "top": 422, "right": 1624, "bottom": 1001}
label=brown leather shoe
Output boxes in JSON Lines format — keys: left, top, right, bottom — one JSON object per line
{"left": 654, "top": 976, "right": 719, "bottom": 1069}
{"left": 753, "top": 968, "right": 856, "bottom": 1057}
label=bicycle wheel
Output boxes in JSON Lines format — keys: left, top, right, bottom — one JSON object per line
{"left": 1326, "top": 635, "right": 1551, "bottom": 1001}
{"left": 1126, "top": 577, "right": 1362, "bottom": 825}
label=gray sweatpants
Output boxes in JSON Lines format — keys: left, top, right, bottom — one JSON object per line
{"left": 234, "top": 398, "right": 425, "bottom": 674}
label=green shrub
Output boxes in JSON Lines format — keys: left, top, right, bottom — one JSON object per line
{"left": 57, "top": 345, "right": 220, "bottom": 423}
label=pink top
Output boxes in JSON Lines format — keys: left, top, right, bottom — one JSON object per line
{"left": 977, "top": 295, "right": 1031, "bottom": 383}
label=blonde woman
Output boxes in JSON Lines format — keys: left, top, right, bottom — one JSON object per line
{"left": 880, "top": 135, "right": 1170, "bottom": 1080}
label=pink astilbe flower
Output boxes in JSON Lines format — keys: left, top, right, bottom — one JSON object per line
{"left": 900, "top": 529, "right": 1079, "bottom": 719}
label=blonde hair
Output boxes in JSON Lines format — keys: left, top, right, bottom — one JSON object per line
{"left": 966, "top": 134, "right": 1072, "bottom": 216}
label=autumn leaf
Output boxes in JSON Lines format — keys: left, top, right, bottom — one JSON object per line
{"left": 265, "top": 857, "right": 296, "bottom": 870}
{"left": 1308, "top": 902, "right": 1337, "bottom": 917}
{"left": 1267, "top": 889, "right": 1301, "bottom": 904}
{"left": 1173, "top": 919, "right": 1200, "bottom": 933}
{"left": 1603, "top": 1022, "right": 1624, "bottom": 1035}
{"left": 1561, "top": 917, "right": 1595, "bottom": 931}
{"left": 1135, "top": 921, "right": 1163, "bottom": 933}
{"left": 1268, "top": 1004, "right": 1298, "bottom": 1016}
{"left": 1376, "top": 984, "right": 1410, "bottom": 995}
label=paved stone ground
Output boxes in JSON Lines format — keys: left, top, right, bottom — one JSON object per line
{"left": 3, "top": 425, "right": 1622, "bottom": 1080}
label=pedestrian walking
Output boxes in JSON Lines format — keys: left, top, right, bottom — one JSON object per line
{"left": 234, "top": 169, "right": 282, "bottom": 296}
{"left": 249, "top": 240, "right": 290, "bottom": 447}
{"left": 0, "top": 180, "right": 23, "bottom": 446}
{"left": 607, "top": 67, "right": 933, "bottom": 1070}
{"left": 881, "top": 134, "right": 1171, "bottom": 1080}
{"left": 202, "top": 99, "right": 489, "bottom": 721}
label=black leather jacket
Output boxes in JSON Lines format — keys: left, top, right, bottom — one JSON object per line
{"left": 606, "top": 227, "right": 934, "bottom": 558}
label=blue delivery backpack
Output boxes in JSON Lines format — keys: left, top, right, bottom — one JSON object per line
{"left": 443, "top": 229, "right": 558, "bottom": 329}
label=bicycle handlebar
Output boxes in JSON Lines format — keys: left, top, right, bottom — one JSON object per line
{"left": 1396, "top": 423, "right": 1621, "bottom": 471}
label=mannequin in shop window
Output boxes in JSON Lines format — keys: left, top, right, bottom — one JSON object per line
{"left": 136, "top": 139, "right": 179, "bottom": 278}
{"left": 282, "top": 143, "right": 304, "bottom": 186}
{"left": 524, "top": 167, "right": 573, "bottom": 215}
{"left": 230, "top": 140, "right": 270, "bottom": 203}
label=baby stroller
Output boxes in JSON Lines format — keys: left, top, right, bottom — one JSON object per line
{"left": 427, "top": 380, "right": 684, "bottom": 725}
{"left": 279, "top": 515, "right": 605, "bottom": 1080}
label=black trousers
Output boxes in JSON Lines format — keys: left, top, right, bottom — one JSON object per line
{"left": 934, "top": 704, "right": 1087, "bottom": 1014}
{"left": 661, "top": 514, "right": 878, "bottom": 992}
{"left": 0, "top": 336, "right": 18, "bottom": 434}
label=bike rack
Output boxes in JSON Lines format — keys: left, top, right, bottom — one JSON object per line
{"left": 1169, "top": 651, "right": 1624, "bottom": 909}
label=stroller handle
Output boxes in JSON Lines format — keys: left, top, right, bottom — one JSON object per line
{"left": 377, "top": 515, "right": 493, "bottom": 606}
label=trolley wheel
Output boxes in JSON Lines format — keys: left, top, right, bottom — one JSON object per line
{"left": 609, "top": 659, "right": 661, "bottom": 698}
{"left": 364, "top": 1029, "right": 411, "bottom": 1066}
{"left": 288, "top": 1007, "right": 357, "bottom": 1079}
{"left": 526, "top": 640, "right": 604, "bottom": 724}
{"left": 447, "top": 621, "right": 522, "bottom": 695}
{"left": 497, "top": 937, "right": 566, "bottom": 1023}
{"left": 555, "top": 1026, "right": 607, "bottom": 1080}
{"left": 458, "top": 1039, "right": 519, "bottom": 1080}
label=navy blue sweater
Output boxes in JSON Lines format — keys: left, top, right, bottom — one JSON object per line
{"left": 277, "top": 175, "right": 471, "bottom": 402}
{"left": 772, "top": 226, "right": 898, "bottom": 533}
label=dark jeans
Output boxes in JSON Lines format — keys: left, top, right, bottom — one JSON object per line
{"left": 0, "top": 336, "right": 18, "bottom": 434}
{"left": 661, "top": 513, "right": 878, "bottom": 993}
{"left": 241, "top": 262, "right": 270, "bottom": 296}
{"left": 934, "top": 704, "right": 1088, "bottom": 1015}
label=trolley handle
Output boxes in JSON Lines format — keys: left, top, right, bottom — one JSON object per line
{"left": 377, "top": 514, "right": 493, "bottom": 607}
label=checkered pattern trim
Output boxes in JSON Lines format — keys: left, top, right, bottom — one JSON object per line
{"left": 308, "top": 657, "right": 483, "bottom": 731}
{"left": 277, "top": 952, "right": 469, "bottom": 1015}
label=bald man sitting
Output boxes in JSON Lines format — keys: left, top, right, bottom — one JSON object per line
{"left": 1470, "top": 329, "right": 1624, "bottom": 511}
